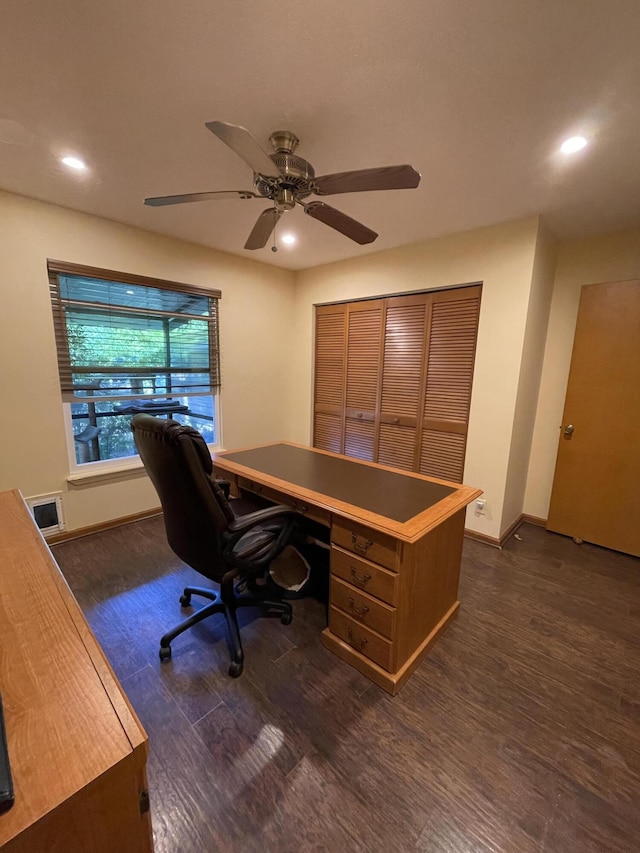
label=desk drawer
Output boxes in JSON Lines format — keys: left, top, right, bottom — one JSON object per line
{"left": 329, "top": 606, "right": 394, "bottom": 671}
{"left": 330, "top": 577, "right": 396, "bottom": 640}
{"left": 331, "top": 520, "right": 398, "bottom": 571}
{"left": 238, "top": 477, "right": 330, "bottom": 527}
{"left": 331, "top": 546, "right": 398, "bottom": 606}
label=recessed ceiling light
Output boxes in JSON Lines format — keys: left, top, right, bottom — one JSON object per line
{"left": 560, "top": 136, "right": 588, "bottom": 154}
{"left": 281, "top": 233, "right": 296, "bottom": 245}
{"left": 61, "top": 155, "right": 87, "bottom": 170}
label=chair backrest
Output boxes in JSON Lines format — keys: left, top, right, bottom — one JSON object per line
{"left": 131, "top": 414, "right": 233, "bottom": 580}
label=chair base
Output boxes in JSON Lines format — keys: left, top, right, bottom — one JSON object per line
{"left": 159, "top": 576, "right": 292, "bottom": 677}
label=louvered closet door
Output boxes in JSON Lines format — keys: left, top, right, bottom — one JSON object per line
{"left": 314, "top": 303, "right": 347, "bottom": 453}
{"left": 344, "top": 300, "right": 384, "bottom": 461}
{"left": 313, "top": 285, "right": 481, "bottom": 482}
{"left": 378, "top": 295, "right": 428, "bottom": 470}
{"left": 419, "top": 286, "right": 481, "bottom": 482}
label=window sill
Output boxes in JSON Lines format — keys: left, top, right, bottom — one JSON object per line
{"left": 66, "top": 444, "right": 222, "bottom": 487}
{"left": 66, "top": 459, "right": 148, "bottom": 487}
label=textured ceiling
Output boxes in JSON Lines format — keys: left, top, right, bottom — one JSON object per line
{"left": 2, "top": 0, "right": 640, "bottom": 271}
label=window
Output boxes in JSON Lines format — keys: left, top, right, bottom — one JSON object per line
{"left": 48, "top": 260, "right": 221, "bottom": 467}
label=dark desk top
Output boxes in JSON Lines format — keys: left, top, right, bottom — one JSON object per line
{"left": 217, "top": 443, "right": 455, "bottom": 524}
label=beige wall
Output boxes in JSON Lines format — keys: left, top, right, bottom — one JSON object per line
{"left": 501, "top": 219, "right": 557, "bottom": 530}
{"left": 6, "top": 185, "right": 632, "bottom": 542}
{"left": 292, "top": 216, "right": 542, "bottom": 539}
{"left": 524, "top": 225, "right": 640, "bottom": 519}
{"left": 0, "top": 191, "right": 295, "bottom": 532}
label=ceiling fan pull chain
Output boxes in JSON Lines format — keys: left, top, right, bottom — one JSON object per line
{"left": 272, "top": 207, "right": 278, "bottom": 253}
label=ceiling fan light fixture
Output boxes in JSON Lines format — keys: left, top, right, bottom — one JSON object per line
{"left": 61, "top": 155, "right": 87, "bottom": 171}
{"left": 281, "top": 233, "right": 296, "bottom": 245}
{"left": 275, "top": 188, "right": 296, "bottom": 211}
{"left": 560, "top": 135, "right": 588, "bottom": 154}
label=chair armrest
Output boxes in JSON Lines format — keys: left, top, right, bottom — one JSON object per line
{"left": 223, "top": 503, "right": 299, "bottom": 572}
{"left": 227, "top": 503, "right": 298, "bottom": 534}
{"left": 213, "top": 478, "right": 231, "bottom": 498}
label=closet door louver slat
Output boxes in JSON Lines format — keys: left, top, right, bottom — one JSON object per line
{"left": 345, "top": 305, "right": 383, "bottom": 412}
{"left": 314, "top": 412, "right": 343, "bottom": 454}
{"left": 344, "top": 418, "right": 376, "bottom": 461}
{"left": 378, "top": 423, "right": 416, "bottom": 470}
{"left": 419, "top": 430, "right": 467, "bottom": 483}
{"left": 315, "top": 311, "right": 346, "bottom": 409}
{"left": 380, "top": 304, "right": 426, "bottom": 417}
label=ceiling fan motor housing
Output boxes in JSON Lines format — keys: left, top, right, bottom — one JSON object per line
{"left": 254, "top": 130, "right": 316, "bottom": 204}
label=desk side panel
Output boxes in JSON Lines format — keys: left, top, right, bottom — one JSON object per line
{"left": 3, "top": 752, "right": 150, "bottom": 853}
{"left": 396, "top": 508, "right": 465, "bottom": 665}
{"left": 47, "top": 538, "right": 149, "bottom": 756}
{"left": 0, "top": 490, "right": 151, "bottom": 851}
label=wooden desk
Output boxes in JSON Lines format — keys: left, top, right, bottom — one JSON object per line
{"left": 0, "top": 490, "right": 153, "bottom": 853}
{"left": 213, "top": 442, "right": 481, "bottom": 695}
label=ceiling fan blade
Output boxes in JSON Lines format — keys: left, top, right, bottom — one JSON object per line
{"left": 144, "top": 190, "right": 258, "bottom": 207}
{"left": 244, "top": 208, "right": 282, "bottom": 250}
{"left": 206, "top": 120, "right": 281, "bottom": 178}
{"left": 313, "top": 165, "right": 421, "bottom": 196}
{"left": 304, "top": 202, "right": 377, "bottom": 244}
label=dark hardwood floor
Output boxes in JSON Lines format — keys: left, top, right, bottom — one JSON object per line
{"left": 52, "top": 521, "right": 640, "bottom": 852}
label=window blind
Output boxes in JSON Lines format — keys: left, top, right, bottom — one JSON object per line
{"left": 47, "top": 260, "right": 221, "bottom": 403}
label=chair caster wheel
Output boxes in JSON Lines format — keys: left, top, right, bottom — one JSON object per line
{"left": 159, "top": 646, "right": 172, "bottom": 662}
{"left": 228, "top": 660, "right": 243, "bottom": 678}
{"left": 179, "top": 593, "right": 191, "bottom": 607}
{"left": 281, "top": 611, "right": 292, "bottom": 626}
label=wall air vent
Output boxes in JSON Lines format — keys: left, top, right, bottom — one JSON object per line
{"left": 25, "top": 493, "right": 65, "bottom": 538}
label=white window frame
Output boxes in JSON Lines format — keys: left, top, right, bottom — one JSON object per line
{"left": 47, "top": 259, "right": 223, "bottom": 481}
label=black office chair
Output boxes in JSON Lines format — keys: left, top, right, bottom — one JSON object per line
{"left": 131, "top": 414, "right": 298, "bottom": 677}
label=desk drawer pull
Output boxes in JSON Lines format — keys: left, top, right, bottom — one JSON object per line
{"left": 351, "top": 533, "right": 373, "bottom": 554}
{"left": 350, "top": 566, "right": 372, "bottom": 586}
{"left": 348, "top": 598, "right": 370, "bottom": 619}
{"left": 293, "top": 502, "right": 309, "bottom": 513}
{"left": 347, "top": 628, "right": 368, "bottom": 650}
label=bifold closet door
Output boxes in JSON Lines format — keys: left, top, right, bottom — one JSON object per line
{"left": 419, "top": 287, "right": 481, "bottom": 483}
{"left": 313, "top": 299, "right": 384, "bottom": 458}
{"left": 377, "top": 294, "right": 428, "bottom": 470}
{"left": 313, "top": 285, "right": 481, "bottom": 483}
{"left": 314, "top": 302, "right": 346, "bottom": 453}
{"left": 343, "top": 300, "right": 384, "bottom": 461}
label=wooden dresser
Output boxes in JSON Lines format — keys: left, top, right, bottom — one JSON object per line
{"left": 0, "top": 490, "right": 153, "bottom": 853}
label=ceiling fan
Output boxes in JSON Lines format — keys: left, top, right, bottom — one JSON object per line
{"left": 144, "top": 121, "right": 421, "bottom": 250}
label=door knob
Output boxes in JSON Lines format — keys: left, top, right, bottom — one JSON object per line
{"left": 563, "top": 424, "right": 575, "bottom": 435}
